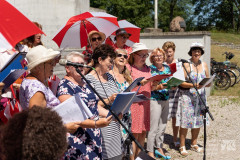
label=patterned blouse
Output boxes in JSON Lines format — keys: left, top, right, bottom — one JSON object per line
{"left": 150, "top": 64, "right": 171, "bottom": 101}
{"left": 19, "top": 78, "right": 60, "bottom": 110}
{"left": 57, "top": 78, "right": 102, "bottom": 160}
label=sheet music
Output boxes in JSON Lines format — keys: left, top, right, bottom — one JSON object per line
{"left": 201, "top": 74, "right": 216, "bottom": 88}
{"left": 124, "top": 77, "right": 144, "bottom": 92}
{"left": 2, "top": 69, "right": 26, "bottom": 89}
{"left": 53, "top": 93, "right": 93, "bottom": 124}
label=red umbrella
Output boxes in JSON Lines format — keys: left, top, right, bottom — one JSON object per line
{"left": 52, "top": 12, "right": 119, "bottom": 48}
{"left": 106, "top": 20, "right": 141, "bottom": 47}
{"left": 0, "top": 0, "right": 44, "bottom": 52}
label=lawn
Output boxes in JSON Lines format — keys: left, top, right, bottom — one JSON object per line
{"left": 211, "top": 32, "right": 240, "bottom": 45}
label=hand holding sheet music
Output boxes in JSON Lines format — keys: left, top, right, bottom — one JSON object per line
{"left": 53, "top": 93, "right": 93, "bottom": 124}
{"left": 124, "top": 77, "right": 144, "bottom": 92}
{"left": 107, "top": 92, "right": 137, "bottom": 117}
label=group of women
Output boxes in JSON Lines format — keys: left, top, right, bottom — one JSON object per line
{"left": 0, "top": 26, "right": 211, "bottom": 160}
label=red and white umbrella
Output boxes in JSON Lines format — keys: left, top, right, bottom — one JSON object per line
{"left": 0, "top": 0, "right": 44, "bottom": 52}
{"left": 52, "top": 12, "right": 119, "bottom": 48}
{"left": 106, "top": 20, "right": 141, "bottom": 47}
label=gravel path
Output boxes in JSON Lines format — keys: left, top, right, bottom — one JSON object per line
{"left": 160, "top": 96, "right": 240, "bottom": 160}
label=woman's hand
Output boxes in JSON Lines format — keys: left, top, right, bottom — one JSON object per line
{"left": 65, "top": 121, "right": 82, "bottom": 134}
{"left": 12, "top": 83, "right": 21, "bottom": 90}
{"left": 109, "top": 93, "right": 118, "bottom": 103}
{"left": 96, "top": 116, "right": 112, "bottom": 128}
{"left": 140, "top": 79, "right": 150, "bottom": 86}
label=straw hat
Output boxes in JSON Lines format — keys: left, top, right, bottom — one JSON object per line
{"left": 130, "top": 43, "right": 152, "bottom": 54}
{"left": 88, "top": 30, "right": 106, "bottom": 41}
{"left": 26, "top": 45, "right": 60, "bottom": 70}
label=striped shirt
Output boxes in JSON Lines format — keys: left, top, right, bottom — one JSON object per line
{"left": 86, "top": 73, "right": 122, "bottom": 159}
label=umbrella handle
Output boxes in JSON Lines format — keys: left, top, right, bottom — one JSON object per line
{"left": 82, "top": 20, "right": 93, "bottom": 51}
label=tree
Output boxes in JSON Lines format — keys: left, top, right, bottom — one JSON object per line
{"left": 192, "top": 0, "right": 240, "bottom": 32}
{"left": 158, "top": 0, "right": 193, "bottom": 31}
{"left": 90, "top": 0, "right": 154, "bottom": 30}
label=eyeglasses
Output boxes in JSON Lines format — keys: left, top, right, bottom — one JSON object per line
{"left": 135, "top": 53, "right": 149, "bottom": 58}
{"left": 117, "top": 54, "right": 128, "bottom": 59}
{"left": 153, "top": 55, "right": 164, "bottom": 58}
{"left": 91, "top": 37, "right": 102, "bottom": 42}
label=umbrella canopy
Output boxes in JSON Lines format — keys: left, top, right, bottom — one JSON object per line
{"left": 106, "top": 20, "right": 141, "bottom": 47}
{"left": 0, "top": 0, "right": 44, "bottom": 52}
{"left": 52, "top": 12, "right": 119, "bottom": 48}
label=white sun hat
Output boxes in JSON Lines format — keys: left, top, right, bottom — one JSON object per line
{"left": 26, "top": 45, "right": 60, "bottom": 70}
{"left": 130, "top": 43, "right": 152, "bottom": 54}
{"left": 190, "top": 42, "right": 204, "bottom": 49}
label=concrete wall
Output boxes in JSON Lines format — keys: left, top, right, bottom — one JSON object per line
{"left": 140, "top": 31, "right": 211, "bottom": 95}
{"left": 140, "top": 31, "right": 211, "bottom": 67}
{"left": 7, "top": 0, "right": 90, "bottom": 49}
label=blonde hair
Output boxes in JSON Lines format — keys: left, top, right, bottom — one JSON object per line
{"left": 149, "top": 48, "right": 166, "bottom": 64}
{"left": 115, "top": 49, "right": 132, "bottom": 84}
{"left": 162, "top": 41, "right": 176, "bottom": 51}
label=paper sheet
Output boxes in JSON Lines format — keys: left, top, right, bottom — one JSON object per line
{"left": 53, "top": 93, "right": 93, "bottom": 124}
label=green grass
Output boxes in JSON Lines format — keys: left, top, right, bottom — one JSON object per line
{"left": 211, "top": 32, "right": 240, "bottom": 45}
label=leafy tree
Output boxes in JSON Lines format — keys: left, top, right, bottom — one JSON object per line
{"left": 158, "top": 0, "right": 193, "bottom": 31}
{"left": 90, "top": 0, "right": 154, "bottom": 30}
{"left": 192, "top": 0, "right": 240, "bottom": 32}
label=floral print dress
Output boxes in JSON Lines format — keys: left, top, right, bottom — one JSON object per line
{"left": 57, "top": 78, "right": 102, "bottom": 160}
{"left": 149, "top": 64, "right": 171, "bottom": 101}
{"left": 176, "top": 62, "right": 209, "bottom": 128}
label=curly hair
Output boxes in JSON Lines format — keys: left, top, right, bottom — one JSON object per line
{"left": 162, "top": 41, "right": 176, "bottom": 52}
{"left": 1, "top": 106, "right": 67, "bottom": 160}
{"left": 149, "top": 48, "right": 166, "bottom": 64}
{"left": 92, "top": 44, "right": 116, "bottom": 67}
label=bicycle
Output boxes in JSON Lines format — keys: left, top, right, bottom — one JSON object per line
{"left": 211, "top": 59, "right": 232, "bottom": 90}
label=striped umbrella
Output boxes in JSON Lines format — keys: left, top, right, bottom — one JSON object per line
{"left": 52, "top": 12, "right": 119, "bottom": 48}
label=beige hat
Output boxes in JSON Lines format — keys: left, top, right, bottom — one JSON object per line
{"left": 27, "top": 45, "right": 60, "bottom": 70}
{"left": 88, "top": 30, "right": 106, "bottom": 42}
{"left": 130, "top": 43, "right": 152, "bottom": 54}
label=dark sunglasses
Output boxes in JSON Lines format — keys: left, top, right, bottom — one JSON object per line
{"left": 121, "top": 36, "right": 129, "bottom": 40}
{"left": 117, "top": 53, "right": 128, "bottom": 59}
{"left": 91, "top": 37, "right": 102, "bottom": 42}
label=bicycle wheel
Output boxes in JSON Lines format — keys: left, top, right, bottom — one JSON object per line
{"left": 214, "top": 70, "right": 231, "bottom": 90}
{"left": 231, "top": 67, "right": 240, "bottom": 83}
{"left": 225, "top": 69, "right": 237, "bottom": 87}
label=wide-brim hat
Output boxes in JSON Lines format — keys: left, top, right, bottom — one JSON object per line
{"left": 26, "top": 45, "right": 60, "bottom": 70}
{"left": 130, "top": 43, "right": 152, "bottom": 54}
{"left": 188, "top": 42, "right": 204, "bottom": 56}
{"left": 88, "top": 30, "right": 106, "bottom": 42}
{"left": 115, "top": 28, "right": 131, "bottom": 37}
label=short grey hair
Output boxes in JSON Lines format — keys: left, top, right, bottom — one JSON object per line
{"left": 115, "top": 48, "right": 127, "bottom": 55}
{"left": 65, "top": 51, "right": 85, "bottom": 62}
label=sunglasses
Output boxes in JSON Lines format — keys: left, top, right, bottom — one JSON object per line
{"left": 117, "top": 53, "right": 128, "bottom": 59}
{"left": 121, "top": 36, "right": 129, "bottom": 40}
{"left": 91, "top": 37, "right": 102, "bottom": 42}
{"left": 135, "top": 53, "right": 149, "bottom": 58}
